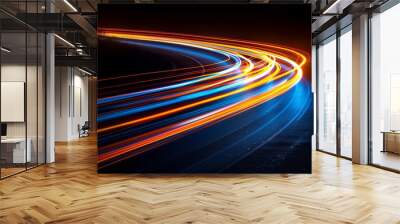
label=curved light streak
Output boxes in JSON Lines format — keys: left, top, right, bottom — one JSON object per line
{"left": 97, "top": 29, "right": 308, "bottom": 168}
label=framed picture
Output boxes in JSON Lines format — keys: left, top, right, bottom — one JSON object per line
{"left": 97, "top": 4, "right": 312, "bottom": 173}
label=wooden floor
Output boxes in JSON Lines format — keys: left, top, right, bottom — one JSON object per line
{"left": 372, "top": 150, "right": 400, "bottom": 171}
{"left": 0, "top": 167, "right": 26, "bottom": 178}
{"left": 1, "top": 136, "right": 400, "bottom": 224}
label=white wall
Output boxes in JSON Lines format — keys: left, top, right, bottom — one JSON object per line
{"left": 72, "top": 73, "right": 89, "bottom": 138}
{"left": 55, "top": 66, "right": 70, "bottom": 141}
{"left": 55, "top": 66, "right": 89, "bottom": 141}
{"left": 1, "top": 63, "right": 46, "bottom": 164}
{"left": 0, "top": 65, "right": 41, "bottom": 138}
{"left": 1, "top": 65, "right": 26, "bottom": 138}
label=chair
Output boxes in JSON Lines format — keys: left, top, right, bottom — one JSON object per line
{"left": 78, "top": 121, "right": 90, "bottom": 138}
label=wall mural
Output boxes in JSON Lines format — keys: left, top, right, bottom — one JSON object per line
{"left": 97, "top": 4, "right": 312, "bottom": 173}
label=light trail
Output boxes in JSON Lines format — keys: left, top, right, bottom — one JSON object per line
{"left": 97, "top": 29, "right": 308, "bottom": 168}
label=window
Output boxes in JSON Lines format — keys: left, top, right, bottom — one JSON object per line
{"left": 339, "top": 28, "right": 352, "bottom": 158}
{"left": 317, "top": 36, "right": 337, "bottom": 154}
{"left": 370, "top": 3, "right": 400, "bottom": 171}
{"left": 0, "top": 1, "right": 46, "bottom": 179}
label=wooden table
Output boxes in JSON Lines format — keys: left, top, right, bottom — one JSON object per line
{"left": 382, "top": 131, "right": 400, "bottom": 154}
